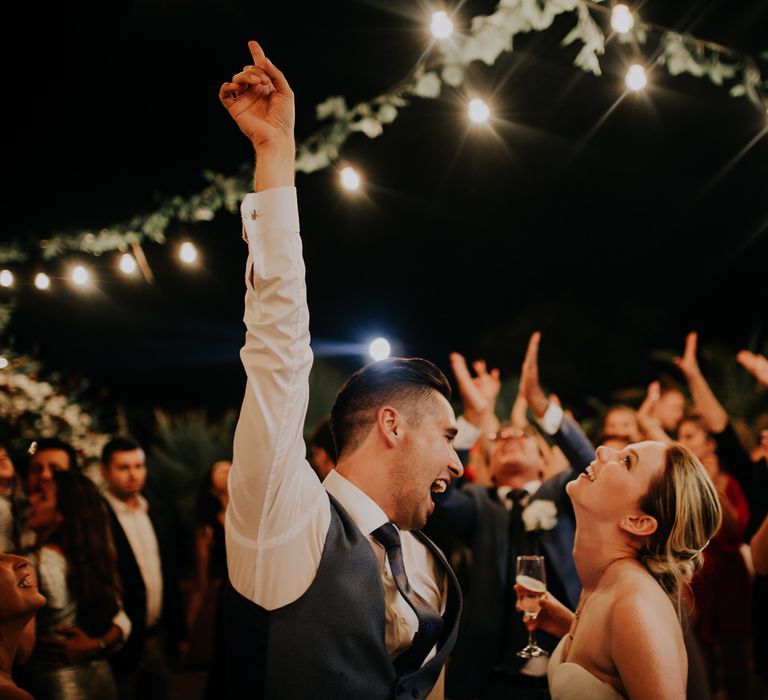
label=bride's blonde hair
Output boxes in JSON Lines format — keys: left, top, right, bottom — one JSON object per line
{"left": 637, "top": 442, "right": 722, "bottom": 614}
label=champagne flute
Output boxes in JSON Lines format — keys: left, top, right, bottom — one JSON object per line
{"left": 516, "top": 555, "right": 548, "bottom": 658}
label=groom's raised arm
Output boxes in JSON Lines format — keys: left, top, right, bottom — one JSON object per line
{"left": 221, "top": 41, "right": 330, "bottom": 609}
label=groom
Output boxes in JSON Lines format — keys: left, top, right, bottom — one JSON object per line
{"left": 220, "top": 41, "right": 463, "bottom": 699}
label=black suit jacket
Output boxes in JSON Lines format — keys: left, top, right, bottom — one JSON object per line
{"left": 104, "top": 495, "right": 187, "bottom": 674}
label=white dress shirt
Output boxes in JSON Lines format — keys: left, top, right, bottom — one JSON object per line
{"left": 226, "top": 186, "right": 446, "bottom": 663}
{"left": 104, "top": 491, "right": 163, "bottom": 627}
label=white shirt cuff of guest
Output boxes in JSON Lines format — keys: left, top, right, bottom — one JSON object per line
{"left": 110, "top": 609, "right": 132, "bottom": 652}
{"left": 537, "top": 402, "right": 564, "bottom": 435}
{"left": 454, "top": 416, "right": 483, "bottom": 451}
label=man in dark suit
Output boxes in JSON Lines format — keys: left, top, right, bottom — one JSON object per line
{"left": 433, "top": 333, "right": 594, "bottom": 700}
{"left": 101, "top": 436, "right": 187, "bottom": 700}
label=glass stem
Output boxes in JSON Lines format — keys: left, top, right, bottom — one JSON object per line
{"left": 528, "top": 628, "right": 536, "bottom": 649}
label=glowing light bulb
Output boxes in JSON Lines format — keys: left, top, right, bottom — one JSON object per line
{"left": 625, "top": 64, "right": 647, "bottom": 91}
{"left": 34, "top": 273, "right": 51, "bottom": 290}
{"left": 179, "top": 242, "right": 198, "bottom": 264}
{"left": 611, "top": 4, "right": 634, "bottom": 34}
{"left": 340, "top": 166, "right": 361, "bottom": 192}
{"left": 468, "top": 98, "right": 490, "bottom": 124}
{"left": 71, "top": 265, "right": 90, "bottom": 286}
{"left": 369, "top": 337, "right": 391, "bottom": 362}
{"left": 430, "top": 11, "right": 454, "bottom": 39}
{"left": 0, "top": 270, "right": 13, "bottom": 288}
{"left": 119, "top": 253, "right": 138, "bottom": 275}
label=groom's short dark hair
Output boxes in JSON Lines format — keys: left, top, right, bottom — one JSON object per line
{"left": 329, "top": 358, "right": 451, "bottom": 458}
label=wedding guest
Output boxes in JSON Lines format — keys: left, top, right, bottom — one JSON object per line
{"left": 24, "top": 471, "right": 129, "bottom": 700}
{"left": 220, "top": 40, "right": 462, "bottom": 699}
{"left": 100, "top": 437, "right": 187, "bottom": 700}
{"left": 308, "top": 419, "right": 336, "bottom": 481}
{"left": 519, "top": 440, "right": 722, "bottom": 699}
{"left": 0, "top": 446, "right": 17, "bottom": 553}
{"left": 25, "top": 438, "right": 77, "bottom": 493}
{"left": 601, "top": 405, "right": 642, "bottom": 442}
{"left": 432, "top": 333, "right": 593, "bottom": 699}
{"left": 0, "top": 552, "right": 46, "bottom": 700}
{"left": 648, "top": 385, "right": 686, "bottom": 434}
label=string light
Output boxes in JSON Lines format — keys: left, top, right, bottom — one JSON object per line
{"left": 34, "top": 273, "right": 51, "bottom": 291}
{"left": 179, "top": 242, "right": 198, "bottom": 265}
{"left": 368, "top": 337, "right": 391, "bottom": 361}
{"left": 610, "top": 4, "right": 635, "bottom": 34}
{"left": 430, "top": 11, "right": 454, "bottom": 39}
{"left": 119, "top": 253, "right": 138, "bottom": 275}
{"left": 468, "top": 98, "right": 491, "bottom": 124}
{"left": 71, "top": 265, "right": 91, "bottom": 287}
{"left": 625, "top": 64, "right": 648, "bottom": 91}
{"left": 0, "top": 270, "right": 13, "bottom": 288}
{"left": 339, "top": 166, "right": 362, "bottom": 192}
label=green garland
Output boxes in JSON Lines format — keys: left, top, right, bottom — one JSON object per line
{"left": 1, "top": 0, "right": 765, "bottom": 267}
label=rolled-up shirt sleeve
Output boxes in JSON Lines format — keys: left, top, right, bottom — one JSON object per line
{"left": 226, "top": 186, "right": 330, "bottom": 610}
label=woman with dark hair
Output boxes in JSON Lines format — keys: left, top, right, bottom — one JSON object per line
{"left": 518, "top": 441, "right": 722, "bottom": 699}
{"left": 187, "top": 460, "right": 230, "bottom": 696}
{"left": 23, "top": 471, "right": 130, "bottom": 700}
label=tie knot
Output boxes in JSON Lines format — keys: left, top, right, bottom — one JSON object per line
{"left": 507, "top": 489, "right": 529, "bottom": 504}
{"left": 371, "top": 522, "right": 401, "bottom": 550}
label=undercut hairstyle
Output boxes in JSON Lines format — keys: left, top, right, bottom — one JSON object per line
{"left": 26, "top": 437, "right": 79, "bottom": 474}
{"left": 310, "top": 418, "right": 337, "bottom": 465}
{"left": 101, "top": 436, "right": 142, "bottom": 470}
{"left": 638, "top": 442, "right": 722, "bottom": 616}
{"left": 330, "top": 357, "right": 451, "bottom": 458}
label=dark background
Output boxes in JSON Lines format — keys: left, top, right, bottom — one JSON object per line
{"left": 3, "top": 0, "right": 767, "bottom": 424}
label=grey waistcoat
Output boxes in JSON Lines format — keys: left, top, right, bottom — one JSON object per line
{"left": 224, "top": 494, "right": 462, "bottom": 699}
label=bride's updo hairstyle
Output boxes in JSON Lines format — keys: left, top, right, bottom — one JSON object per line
{"left": 637, "top": 443, "right": 722, "bottom": 612}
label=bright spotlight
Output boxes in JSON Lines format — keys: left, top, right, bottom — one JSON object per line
{"left": 119, "top": 253, "right": 138, "bottom": 275}
{"left": 468, "top": 98, "right": 491, "bottom": 124}
{"left": 625, "top": 64, "right": 647, "bottom": 91}
{"left": 611, "top": 4, "right": 635, "bottom": 34}
{"left": 431, "top": 11, "right": 454, "bottom": 39}
{"left": 179, "top": 242, "right": 198, "bottom": 264}
{"left": 71, "top": 265, "right": 91, "bottom": 286}
{"left": 339, "top": 166, "right": 362, "bottom": 192}
{"left": 0, "top": 270, "right": 13, "bottom": 288}
{"left": 34, "top": 273, "right": 51, "bottom": 291}
{"left": 369, "top": 337, "right": 391, "bottom": 362}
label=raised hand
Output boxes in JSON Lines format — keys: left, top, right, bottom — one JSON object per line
{"left": 736, "top": 350, "right": 768, "bottom": 388}
{"left": 219, "top": 40, "right": 295, "bottom": 151}
{"left": 636, "top": 381, "right": 670, "bottom": 442}
{"left": 519, "top": 332, "right": 549, "bottom": 418}
{"left": 673, "top": 331, "right": 701, "bottom": 379}
{"left": 449, "top": 352, "right": 500, "bottom": 427}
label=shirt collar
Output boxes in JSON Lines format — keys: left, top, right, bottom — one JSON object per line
{"left": 104, "top": 489, "right": 149, "bottom": 515}
{"left": 323, "top": 470, "right": 389, "bottom": 536}
{"left": 497, "top": 479, "right": 541, "bottom": 501}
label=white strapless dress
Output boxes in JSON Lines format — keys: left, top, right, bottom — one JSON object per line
{"left": 547, "top": 637, "right": 626, "bottom": 700}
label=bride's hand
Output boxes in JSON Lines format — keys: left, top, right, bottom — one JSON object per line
{"left": 515, "top": 584, "right": 575, "bottom": 639}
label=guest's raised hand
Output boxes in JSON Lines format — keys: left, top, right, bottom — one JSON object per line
{"left": 519, "top": 332, "right": 549, "bottom": 418}
{"left": 449, "top": 353, "right": 500, "bottom": 427}
{"left": 219, "top": 40, "right": 295, "bottom": 150}
{"left": 673, "top": 331, "right": 701, "bottom": 379}
{"left": 736, "top": 350, "right": 768, "bottom": 388}
{"left": 636, "top": 381, "right": 670, "bottom": 442}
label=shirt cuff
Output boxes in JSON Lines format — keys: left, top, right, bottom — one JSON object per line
{"left": 537, "top": 402, "right": 564, "bottom": 435}
{"left": 455, "top": 416, "right": 483, "bottom": 451}
{"left": 110, "top": 609, "right": 132, "bottom": 652}
{"left": 241, "top": 186, "right": 299, "bottom": 244}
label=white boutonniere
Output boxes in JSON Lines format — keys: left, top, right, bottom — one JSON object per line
{"left": 522, "top": 499, "right": 558, "bottom": 532}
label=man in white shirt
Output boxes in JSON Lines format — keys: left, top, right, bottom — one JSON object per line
{"left": 101, "top": 437, "right": 186, "bottom": 700}
{"left": 220, "top": 40, "right": 464, "bottom": 699}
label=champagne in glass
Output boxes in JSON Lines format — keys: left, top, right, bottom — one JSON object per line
{"left": 516, "top": 555, "right": 549, "bottom": 658}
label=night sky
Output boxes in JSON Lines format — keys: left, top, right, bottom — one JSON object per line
{"left": 4, "top": 0, "right": 768, "bottom": 426}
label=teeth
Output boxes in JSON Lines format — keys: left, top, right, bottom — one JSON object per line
{"left": 18, "top": 575, "right": 31, "bottom": 589}
{"left": 585, "top": 465, "right": 596, "bottom": 481}
{"left": 431, "top": 479, "right": 447, "bottom": 493}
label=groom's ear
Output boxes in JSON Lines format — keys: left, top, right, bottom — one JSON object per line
{"left": 619, "top": 513, "right": 658, "bottom": 538}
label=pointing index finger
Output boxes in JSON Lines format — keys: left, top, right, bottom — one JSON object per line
{"left": 248, "top": 40, "right": 267, "bottom": 67}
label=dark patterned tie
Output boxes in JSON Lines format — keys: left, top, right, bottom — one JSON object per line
{"left": 371, "top": 523, "right": 444, "bottom": 675}
{"left": 507, "top": 488, "right": 530, "bottom": 553}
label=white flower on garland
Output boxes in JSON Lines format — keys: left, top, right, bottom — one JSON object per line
{"left": 522, "top": 499, "right": 558, "bottom": 532}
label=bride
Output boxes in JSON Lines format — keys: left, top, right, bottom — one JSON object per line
{"left": 520, "top": 440, "right": 721, "bottom": 699}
